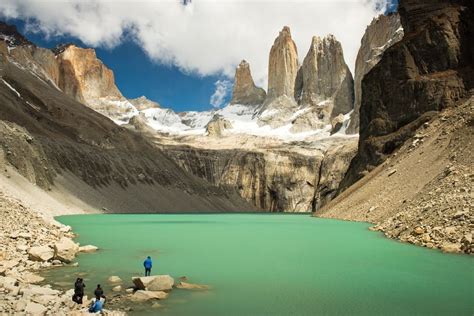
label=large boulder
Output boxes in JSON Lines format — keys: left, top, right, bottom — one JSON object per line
{"left": 146, "top": 275, "right": 175, "bottom": 291}
{"left": 21, "top": 273, "right": 45, "bottom": 284}
{"left": 130, "top": 290, "right": 168, "bottom": 301}
{"left": 28, "top": 246, "right": 54, "bottom": 262}
{"left": 132, "top": 275, "right": 174, "bottom": 291}
{"left": 53, "top": 237, "right": 79, "bottom": 263}
{"left": 132, "top": 276, "right": 155, "bottom": 290}
{"left": 24, "top": 302, "right": 47, "bottom": 315}
{"left": 21, "top": 285, "right": 60, "bottom": 296}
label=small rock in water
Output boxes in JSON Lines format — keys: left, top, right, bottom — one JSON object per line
{"left": 108, "top": 276, "right": 122, "bottom": 283}
{"left": 441, "top": 242, "right": 461, "bottom": 253}
{"left": 78, "top": 245, "right": 98, "bottom": 253}
{"left": 176, "top": 282, "right": 210, "bottom": 290}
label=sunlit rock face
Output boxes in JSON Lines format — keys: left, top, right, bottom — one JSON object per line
{"left": 298, "top": 34, "right": 354, "bottom": 122}
{"left": 54, "top": 44, "right": 136, "bottom": 120}
{"left": 266, "top": 26, "right": 299, "bottom": 100}
{"left": 346, "top": 13, "right": 404, "bottom": 134}
{"left": 230, "top": 60, "right": 266, "bottom": 106}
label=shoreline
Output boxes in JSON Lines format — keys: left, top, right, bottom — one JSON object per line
{"left": 0, "top": 192, "right": 125, "bottom": 315}
{"left": 2, "top": 195, "right": 471, "bottom": 314}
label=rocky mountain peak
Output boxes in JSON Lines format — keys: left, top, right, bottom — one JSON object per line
{"left": 298, "top": 33, "right": 353, "bottom": 121}
{"left": 0, "top": 21, "right": 32, "bottom": 47}
{"left": 230, "top": 60, "right": 266, "bottom": 105}
{"left": 346, "top": 13, "right": 403, "bottom": 134}
{"left": 266, "top": 26, "right": 299, "bottom": 100}
{"left": 54, "top": 44, "right": 133, "bottom": 118}
{"left": 129, "top": 96, "right": 161, "bottom": 111}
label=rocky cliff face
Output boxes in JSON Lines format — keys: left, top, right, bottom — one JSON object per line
{"left": 54, "top": 44, "right": 136, "bottom": 120}
{"left": 230, "top": 60, "right": 266, "bottom": 105}
{"left": 298, "top": 35, "right": 354, "bottom": 120}
{"left": 0, "top": 34, "right": 137, "bottom": 122}
{"left": 163, "top": 139, "right": 356, "bottom": 212}
{"left": 339, "top": 0, "right": 473, "bottom": 190}
{"left": 347, "top": 13, "right": 404, "bottom": 134}
{"left": 266, "top": 26, "right": 299, "bottom": 100}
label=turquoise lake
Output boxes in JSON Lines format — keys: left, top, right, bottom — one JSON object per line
{"left": 43, "top": 214, "right": 474, "bottom": 315}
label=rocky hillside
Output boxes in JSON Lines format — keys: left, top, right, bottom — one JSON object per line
{"left": 340, "top": 0, "right": 473, "bottom": 191}
{"left": 346, "top": 13, "right": 404, "bottom": 134}
{"left": 320, "top": 0, "right": 473, "bottom": 254}
{"left": 0, "top": 192, "right": 125, "bottom": 314}
{"left": 0, "top": 28, "right": 254, "bottom": 213}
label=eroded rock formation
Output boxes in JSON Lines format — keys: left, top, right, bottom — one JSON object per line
{"left": 230, "top": 60, "right": 266, "bottom": 105}
{"left": 54, "top": 44, "right": 136, "bottom": 119}
{"left": 266, "top": 26, "right": 299, "bottom": 100}
{"left": 298, "top": 35, "right": 354, "bottom": 120}
{"left": 347, "top": 13, "right": 404, "bottom": 134}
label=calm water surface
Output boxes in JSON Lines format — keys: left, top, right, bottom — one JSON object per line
{"left": 43, "top": 214, "right": 474, "bottom": 315}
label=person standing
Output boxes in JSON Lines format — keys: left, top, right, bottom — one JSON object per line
{"left": 72, "top": 278, "right": 85, "bottom": 304}
{"left": 94, "top": 284, "right": 104, "bottom": 300}
{"left": 144, "top": 256, "right": 153, "bottom": 276}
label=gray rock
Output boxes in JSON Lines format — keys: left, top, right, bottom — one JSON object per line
{"left": 53, "top": 237, "right": 79, "bottom": 263}
{"left": 28, "top": 246, "right": 54, "bottom": 262}
{"left": 130, "top": 290, "right": 168, "bottom": 301}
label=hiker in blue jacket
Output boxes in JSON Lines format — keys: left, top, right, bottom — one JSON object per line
{"left": 144, "top": 256, "right": 153, "bottom": 276}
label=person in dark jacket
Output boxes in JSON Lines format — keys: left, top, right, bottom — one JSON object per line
{"left": 72, "top": 278, "right": 85, "bottom": 304}
{"left": 144, "top": 256, "right": 153, "bottom": 276}
{"left": 94, "top": 284, "right": 105, "bottom": 300}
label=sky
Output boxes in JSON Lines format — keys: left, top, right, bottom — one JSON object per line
{"left": 0, "top": 0, "right": 398, "bottom": 112}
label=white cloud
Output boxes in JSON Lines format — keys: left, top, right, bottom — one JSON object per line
{"left": 0, "top": 0, "right": 390, "bottom": 89}
{"left": 210, "top": 79, "right": 232, "bottom": 108}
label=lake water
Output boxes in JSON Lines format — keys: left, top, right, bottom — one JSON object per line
{"left": 43, "top": 214, "right": 474, "bottom": 315}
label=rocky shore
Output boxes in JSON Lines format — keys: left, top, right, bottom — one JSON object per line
{"left": 0, "top": 191, "right": 124, "bottom": 315}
